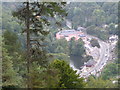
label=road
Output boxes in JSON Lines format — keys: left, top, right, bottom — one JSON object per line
{"left": 78, "top": 34, "right": 110, "bottom": 78}
{"left": 68, "top": 29, "right": 117, "bottom": 78}
{"left": 65, "top": 20, "right": 117, "bottom": 78}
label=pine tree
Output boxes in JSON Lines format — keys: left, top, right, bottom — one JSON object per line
{"left": 51, "top": 60, "right": 86, "bottom": 88}
{"left": 12, "top": 1, "right": 67, "bottom": 88}
{"left": 3, "top": 30, "right": 21, "bottom": 55}
{"left": 2, "top": 47, "right": 22, "bottom": 88}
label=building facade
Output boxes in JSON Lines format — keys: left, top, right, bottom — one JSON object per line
{"left": 56, "top": 29, "right": 86, "bottom": 41}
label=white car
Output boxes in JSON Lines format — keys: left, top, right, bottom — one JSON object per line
{"left": 103, "top": 62, "right": 106, "bottom": 66}
{"left": 105, "top": 54, "right": 107, "bottom": 57}
{"left": 106, "top": 58, "right": 109, "bottom": 61}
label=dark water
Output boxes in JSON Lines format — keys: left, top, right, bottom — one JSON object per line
{"left": 70, "top": 55, "right": 84, "bottom": 69}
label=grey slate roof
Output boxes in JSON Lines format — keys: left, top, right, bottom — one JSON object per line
{"left": 86, "top": 59, "right": 96, "bottom": 66}
{"left": 59, "top": 30, "right": 80, "bottom": 35}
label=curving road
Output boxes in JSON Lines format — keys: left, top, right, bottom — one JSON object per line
{"left": 77, "top": 34, "right": 110, "bottom": 78}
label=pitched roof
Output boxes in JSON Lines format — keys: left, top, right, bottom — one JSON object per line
{"left": 86, "top": 59, "right": 96, "bottom": 66}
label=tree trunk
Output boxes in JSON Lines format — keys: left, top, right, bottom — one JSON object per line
{"left": 26, "top": 1, "right": 32, "bottom": 89}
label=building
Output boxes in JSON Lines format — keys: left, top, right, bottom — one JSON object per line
{"left": 109, "top": 35, "right": 118, "bottom": 43}
{"left": 77, "top": 26, "right": 85, "bottom": 31}
{"left": 85, "top": 59, "right": 96, "bottom": 67}
{"left": 56, "top": 29, "right": 86, "bottom": 41}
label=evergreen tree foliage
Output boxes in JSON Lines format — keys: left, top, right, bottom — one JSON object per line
{"left": 12, "top": 1, "right": 67, "bottom": 88}
{"left": 69, "top": 38, "right": 85, "bottom": 56}
{"left": 2, "top": 47, "right": 22, "bottom": 88}
{"left": 30, "top": 63, "right": 60, "bottom": 88}
{"left": 86, "top": 76, "right": 118, "bottom": 88}
{"left": 3, "top": 30, "right": 21, "bottom": 55}
{"left": 51, "top": 60, "right": 86, "bottom": 88}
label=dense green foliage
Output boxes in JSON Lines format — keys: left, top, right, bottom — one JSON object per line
{"left": 86, "top": 76, "right": 118, "bottom": 88}
{"left": 2, "top": 47, "right": 22, "bottom": 87}
{"left": 2, "top": 31, "right": 25, "bottom": 88}
{"left": 101, "top": 62, "right": 118, "bottom": 80}
{"left": 86, "top": 25, "right": 109, "bottom": 40}
{"left": 1, "top": 2, "right": 119, "bottom": 88}
{"left": 66, "top": 2, "right": 118, "bottom": 40}
{"left": 46, "top": 37, "right": 85, "bottom": 56}
{"left": 45, "top": 36, "right": 85, "bottom": 63}
{"left": 46, "top": 38, "right": 69, "bottom": 54}
{"left": 2, "top": 3, "right": 22, "bottom": 32}
{"left": 3, "top": 30, "right": 21, "bottom": 55}
{"left": 29, "top": 63, "right": 60, "bottom": 88}
{"left": 69, "top": 38, "right": 85, "bottom": 56}
{"left": 51, "top": 60, "right": 85, "bottom": 88}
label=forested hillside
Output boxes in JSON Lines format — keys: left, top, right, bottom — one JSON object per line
{"left": 66, "top": 2, "right": 118, "bottom": 40}
{"left": 1, "top": 2, "right": 119, "bottom": 88}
